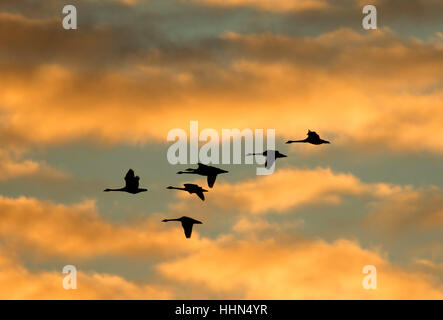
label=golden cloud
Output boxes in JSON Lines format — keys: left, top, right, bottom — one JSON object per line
{"left": 366, "top": 186, "right": 443, "bottom": 233}
{"left": 158, "top": 237, "right": 443, "bottom": 299}
{"left": 169, "top": 167, "right": 402, "bottom": 215}
{"left": 0, "top": 196, "right": 208, "bottom": 259}
{"left": 212, "top": 168, "right": 367, "bottom": 213}
{"left": 189, "top": 0, "right": 329, "bottom": 12}
{"left": 0, "top": 252, "right": 173, "bottom": 299}
{"left": 0, "top": 149, "right": 66, "bottom": 181}
{"left": 0, "top": 22, "right": 443, "bottom": 154}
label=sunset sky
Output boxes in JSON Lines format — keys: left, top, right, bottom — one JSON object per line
{"left": 0, "top": 0, "right": 442, "bottom": 299}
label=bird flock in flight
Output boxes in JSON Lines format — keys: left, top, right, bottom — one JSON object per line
{"left": 104, "top": 130, "right": 330, "bottom": 238}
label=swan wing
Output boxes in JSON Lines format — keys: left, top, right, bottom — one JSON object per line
{"left": 125, "top": 169, "right": 135, "bottom": 180}
{"left": 124, "top": 169, "right": 135, "bottom": 187}
{"left": 308, "top": 131, "right": 320, "bottom": 139}
{"left": 207, "top": 175, "right": 217, "bottom": 188}
{"left": 196, "top": 191, "right": 205, "bottom": 201}
{"left": 181, "top": 222, "right": 194, "bottom": 238}
{"left": 133, "top": 176, "right": 140, "bottom": 189}
{"left": 266, "top": 154, "right": 276, "bottom": 169}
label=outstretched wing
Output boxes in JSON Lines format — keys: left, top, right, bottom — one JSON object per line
{"left": 133, "top": 176, "right": 140, "bottom": 189}
{"left": 125, "top": 169, "right": 135, "bottom": 180}
{"left": 207, "top": 175, "right": 217, "bottom": 188}
{"left": 196, "top": 191, "right": 205, "bottom": 201}
{"left": 265, "top": 154, "right": 276, "bottom": 169}
{"left": 308, "top": 131, "right": 320, "bottom": 139}
{"left": 181, "top": 222, "right": 194, "bottom": 238}
{"left": 124, "top": 169, "right": 135, "bottom": 187}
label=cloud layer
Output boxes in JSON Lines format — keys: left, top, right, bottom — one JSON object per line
{"left": 1, "top": 10, "right": 443, "bottom": 154}
{"left": 159, "top": 237, "right": 443, "bottom": 299}
{"left": 0, "top": 0, "right": 442, "bottom": 300}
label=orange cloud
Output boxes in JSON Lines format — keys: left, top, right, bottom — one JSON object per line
{"left": 1, "top": 24, "right": 443, "bottom": 154}
{"left": 0, "top": 196, "right": 208, "bottom": 259}
{"left": 0, "top": 188, "right": 441, "bottom": 299}
{"left": 189, "top": 0, "right": 329, "bottom": 12}
{"left": 0, "top": 149, "right": 66, "bottom": 181}
{"left": 0, "top": 252, "right": 173, "bottom": 299}
{"left": 169, "top": 167, "right": 402, "bottom": 215}
{"left": 0, "top": 150, "right": 39, "bottom": 179}
{"left": 212, "top": 167, "right": 367, "bottom": 213}
{"left": 158, "top": 237, "right": 443, "bottom": 299}
{"left": 366, "top": 186, "right": 443, "bottom": 233}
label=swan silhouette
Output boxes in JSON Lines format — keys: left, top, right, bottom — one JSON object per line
{"left": 167, "top": 184, "right": 208, "bottom": 201}
{"left": 162, "top": 216, "right": 203, "bottom": 238}
{"left": 104, "top": 169, "right": 148, "bottom": 194}
{"left": 177, "top": 163, "right": 228, "bottom": 188}
{"left": 247, "top": 150, "right": 287, "bottom": 169}
{"left": 286, "top": 130, "right": 330, "bottom": 145}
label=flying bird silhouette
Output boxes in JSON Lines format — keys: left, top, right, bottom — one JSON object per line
{"left": 162, "top": 216, "right": 203, "bottom": 238}
{"left": 167, "top": 183, "right": 208, "bottom": 201}
{"left": 286, "top": 130, "right": 330, "bottom": 145}
{"left": 177, "top": 163, "right": 228, "bottom": 188}
{"left": 104, "top": 169, "right": 148, "bottom": 194}
{"left": 247, "top": 150, "right": 287, "bottom": 169}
